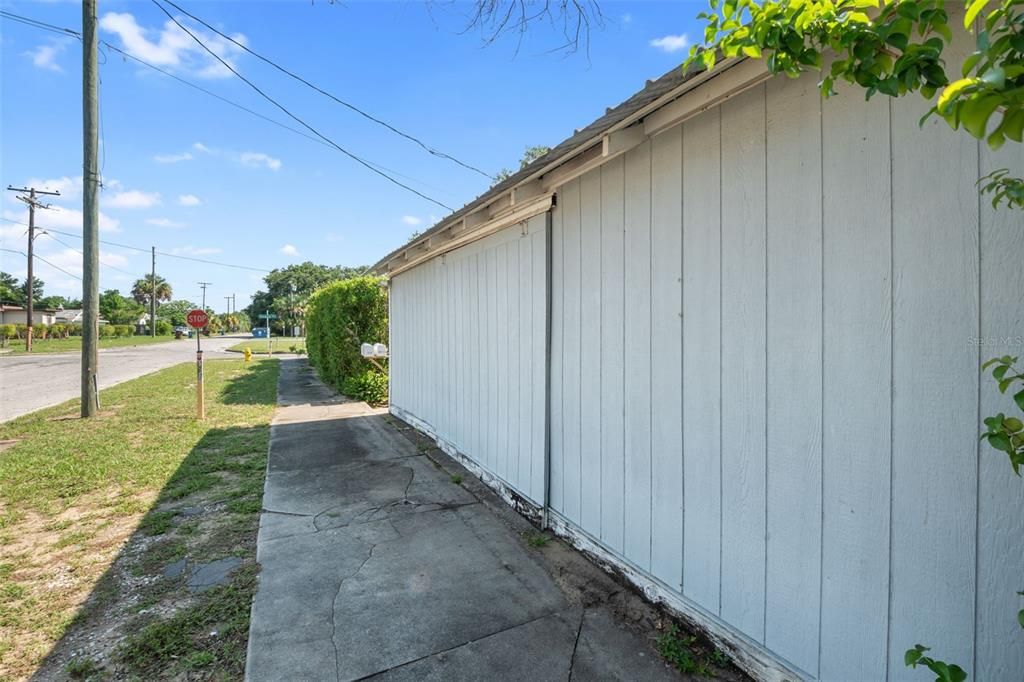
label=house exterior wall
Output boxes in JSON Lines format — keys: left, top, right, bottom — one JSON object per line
{"left": 389, "top": 214, "right": 548, "bottom": 504}
{"left": 387, "top": 64, "right": 1024, "bottom": 682}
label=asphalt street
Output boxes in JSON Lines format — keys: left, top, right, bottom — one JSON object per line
{"left": 0, "top": 334, "right": 247, "bottom": 422}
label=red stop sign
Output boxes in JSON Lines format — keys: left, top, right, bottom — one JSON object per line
{"left": 186, "top": 309, "right": 209, "bottom": 328}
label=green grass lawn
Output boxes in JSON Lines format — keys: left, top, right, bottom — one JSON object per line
{"left": 0, "top": 334, "right": 181, "bottom": 355}
{"left": 227, "top": 337, "right": 305, "bottom": 355}
{"left": 0, "top": 358, "right": 280, "bottom": 680}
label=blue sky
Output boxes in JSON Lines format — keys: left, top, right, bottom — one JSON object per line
{"left": 1, "top": 0, "right": 703, "bottom": 310}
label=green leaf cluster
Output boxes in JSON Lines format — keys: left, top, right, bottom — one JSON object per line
{"left": 304, "top": 276, "right": 388, "bottom": 400}
{"left": 904, "top": 644, "right": 969, "bottom": 682}
{"left": 981, "top": 355, "right": 1024, "bottom": 473}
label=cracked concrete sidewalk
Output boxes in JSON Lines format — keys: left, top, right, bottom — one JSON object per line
{"left": 245, "top": 359, "right": 683, "bottom": 681}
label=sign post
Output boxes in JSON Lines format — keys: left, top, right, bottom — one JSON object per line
{"left": 258, "top": 311, "right": 278, "bottom": 357}
{"left": 187, "top": 309, "right": 209, "bottom": 420}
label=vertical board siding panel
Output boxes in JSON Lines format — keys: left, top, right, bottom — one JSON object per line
{"left": 474, "top": 254, "right": 484, "bottom": 465}
{"left": 650, "top": 125, "right": 684, "bottom": 589}
{"left": 600, "top": 156, "right": 626, "bottom": 554}
{"left": 519, "top": 233, "right": 534, "bottom": 498}
{"left": 764, "top": 73, "right": 823, "bottom": 676}
{"left": 624, "top": 141, "right": 653, "bottom": 571}
{"left": 889, "top": 36, "right": 979, "bottom": 675}
{"left": 550, "top": 202, "right": 565, "bottom": 512}
{"left": 976, "top": 140, "right": 1024, "bottom": 682}
{"left": 719, "top": 84, "right": 767, "bottom": 641}
{"left": 819, "top": 84, "right": 892, "bottom": 681}
{"left": 682, "top": 109, "right": 722, "bottom": 612}
{"left": 496, "top": 244, "right": 509, "bottom": 480}
{"left": 508, "top": 238, "right": 521, "bottom": 490}
{"left": 455, "top": 261, "right": 465, "bottom": 451}
{"left": 579, "top": 168, "right": 603, "bottom": 536}
{"left": 530, "top": 220, "right": 547, "bottom": 502}
{"left": 561, "top": 178, "right": 583, "bottom": 523}
{"left": 487, "top": 249, "right": 498, "bottom": 470}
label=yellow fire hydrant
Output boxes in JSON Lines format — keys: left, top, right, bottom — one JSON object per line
{"left": 243, "top": 347, "right": 253, "bottom": 362}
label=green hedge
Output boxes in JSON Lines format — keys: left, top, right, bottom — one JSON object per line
{"left": 305, "top": 276, "right": 388, "bottom": 403}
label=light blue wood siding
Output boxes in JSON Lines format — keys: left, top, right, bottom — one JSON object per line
{"left": 389, "top": 216, "right": 548, "bottom": 503}
{"left": 390, "top": 58, "right": 1024, "bottom": 681}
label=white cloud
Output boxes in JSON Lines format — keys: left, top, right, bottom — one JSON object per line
{"left": 3, "top": 205, "right": 121, "bottom": 234}
{"left": 107, "top": 190, "right": 161, "bottom": 209}
{"left": 154, "top": 151, "right": 193, "bottom": 163}
{"left": 279, "top": 244, "right": 299, "bottom": 257}
{"left": 192, "top": 142, "right": 212, "bottom": 154}
{"left": 239, "top": 152, "right": 282, "bottom": 171}
{"left": 18, "top": 175, "right": 82, "bottom": 200}
{"left": 22, "top": 41, "right": 68, "bottom": 72}
{"left": 170, "top": 245, "right": 221, "bottom": 256}
{"left": 99, "top": 12, "right": 248, "bottom": 79}
{"left": 621, "top": 13, "right": 633, "bottom": 25}
{"left": 401, "top": 215, "right": 422, "bottom": 226}
{"left": 650, "top": 34, "right": 689, "bottom": 53}
{"left": 178, "top": 194, "right": 201, "bottom": 207}
{"left": 145, "top": 217, "right": 186, "bottom": 228}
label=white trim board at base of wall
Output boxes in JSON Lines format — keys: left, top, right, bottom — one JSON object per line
{"left": 388, "top": 404, "right": 808, "bottom": 682}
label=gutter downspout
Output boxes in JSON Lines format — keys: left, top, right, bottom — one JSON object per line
{"left": 542, "top": 205, "right": 554, "bottom": 530}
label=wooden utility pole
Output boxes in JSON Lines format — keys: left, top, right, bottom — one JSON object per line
{"left": 82, "top": 0, "right": 100, "bottom": 417}
{"left": 5, "top": 186, "right": 60, "bottom": 352}
{"left": 150, "top": 247, "right": 157, "bottom": 337}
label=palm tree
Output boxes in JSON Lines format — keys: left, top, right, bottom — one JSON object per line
{"left": 131, "top": 274, "right": 173, "bottom": 307}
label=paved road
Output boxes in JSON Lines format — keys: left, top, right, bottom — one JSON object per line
{"left": 0, "top": 335, "right": 249, "bottom": 422}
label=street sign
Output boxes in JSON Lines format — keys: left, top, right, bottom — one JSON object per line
{"left": 258, "top": 313, "right": 278, "bottom": 319}
{"left": 186, "top": 309, "right": 209, "bottom": 328}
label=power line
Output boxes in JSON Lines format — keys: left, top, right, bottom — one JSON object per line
{"left": 1, "top": 218, "right": 273, "bottom": 273}
{"left": 163, "top": 0, "right": 494, "bottom": 180}
{"left": 0, "top": 9, "right": 449, "bottom": 195}
{"left": 0, "top": 247, "right": 83, "bottom": 281}
{"left": 150, "top": 0, "right": 454, "bottom": 211}
{"left": 38, "top": 231, "right": 137, "bottom": 276}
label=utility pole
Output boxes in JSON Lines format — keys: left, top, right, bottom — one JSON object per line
{"left": 81, "top": 0, "right": 100, "bottom": 417}
{"left": 150, "top": 247, "right": 157, "bottom": 337}
{"left": 224, "top": 295, "right": 232, "bottom": 332}
{"left": 198, "top": 281, "right": 211, "bottom": 334}
{"left": 6, "top": 186, "right": 60, "bottom": 352}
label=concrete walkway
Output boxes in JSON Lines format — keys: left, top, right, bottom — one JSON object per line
{"left": 246, "top": 359, "right": 682, "bottom": 681}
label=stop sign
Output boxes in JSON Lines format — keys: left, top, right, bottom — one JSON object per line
{"left": 186, "top": 309, "right": 209, "bottom": 328}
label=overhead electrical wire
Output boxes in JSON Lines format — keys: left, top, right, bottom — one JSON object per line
{"left": 0, "top": 9, "right": 455, "bottom": 203}
{"left": 39, "top": 230, "right": 137, "bottom": 276}
{"left": 1, "top": 218, "right": 272, "bottom": 273}
{"left": 150, "top": 0, "right": 453, "bottom": 211}
{"left": 0, "top": 247, "right": 83, "bottom": 281}
{"left": 162, "top": 0, "right": 495, "bottom": 180}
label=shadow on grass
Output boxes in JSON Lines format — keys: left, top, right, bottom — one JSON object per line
{"left": 29, "top": 364, "right": 279, "bottom": 681}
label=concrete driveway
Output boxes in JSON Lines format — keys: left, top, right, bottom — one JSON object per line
{"left": 247, "top": 359, "right": 685, "bottom": 681}
{"left": 0, "top": 334, "right": 245, "bottom": 421}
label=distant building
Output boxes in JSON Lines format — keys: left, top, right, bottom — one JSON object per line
{"left": 0, "top": 305, "right": 56, "bottom": 326}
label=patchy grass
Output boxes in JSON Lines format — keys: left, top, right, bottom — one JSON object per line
{"left": 1, "top": 334, "right": 180, "bottom": 355}
{"left": 450, "top": 474, "right": 463, "bottom": 485}
{"left": 0, "top": 358, "right": 279, "bottom": 681}
{"left": 226, "top": 337, "right": 304, "bottom": 355}
{"left": 524, "top": 531, "right": 550, "bottom": 549}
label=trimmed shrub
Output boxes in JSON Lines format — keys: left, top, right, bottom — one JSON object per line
{"left": 155, "top": 320, "right": 172, "bottom": 336}
{"left": 34, "top": 324, "right": 48, "bottom": 340}
{"left": 99, "top": 325, "right": 116, "bottom": 338}
{"left": 113, "top": 325, "right": 133, "bottom": 338}
{"left": 68, "top": 323, "right": 83, "bottom": 337}
{"left": 1, "top": 324, "right": 15, "bottom": 346}
{"left": 14, "top": 324, "right": 27, "bottom": 340}
{"left": 305, "top": 276, "right": 388, "bottom": 400}
{"left": 341, "top": 370, "right": 389, "bottom": 406}
{"left": 50, "top": 323, "right": 66, "bottom": 339}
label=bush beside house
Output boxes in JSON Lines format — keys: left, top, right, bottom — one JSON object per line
{"left": 305, "top": 276, "right": 388, "bottom": 405}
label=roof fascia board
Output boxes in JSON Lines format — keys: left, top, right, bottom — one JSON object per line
{"left": 386, "top": 195, "right": 553, "bottom": 277}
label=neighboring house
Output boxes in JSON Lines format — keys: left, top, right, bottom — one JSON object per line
{"left": 0, "top": 305, "right": 56, "bottom": 326}
{"left": 372, "top": 32, "right": 1024, "bottom": 682}
{"left": 54, "top": 308, "right": 84, "bottom": 325}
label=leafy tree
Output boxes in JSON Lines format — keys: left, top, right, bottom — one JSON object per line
{"left": 245, "top": 262, "right": 367, "bottom": 334}
{"left": 131, "top": 274, "right": 173, "bottom": 307}
{"left": 18, "top": 276, "right": 44, "bottom": 303}
{"left": 37, "top": 295, "right": 79, "bottom": 309}
{"left": 494, "top": 145, "right": 552, "bottom": 185}
{"left": 157, "top": 299, "right": 198, "bottom": 327}
{"left": 99, "top": 289, "right": 144, "bottom": 326}
{"left": 0, "top": 272, "right": 20, "bottom": 305}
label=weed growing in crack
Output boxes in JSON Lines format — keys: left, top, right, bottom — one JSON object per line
{"left": 525, "top": 531, "right": 550, "bottom": 548}
{"left": 450, "top": 474, "right": 463, "bottom": 485}
{"left": 65, "top": 656, "right": 101, "bottom": 679}
{"left": 710, "top": 648, "right": 731, "bottom": 668}
{"left": 657, "top": 624, "right": 712, "bottom": 676}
